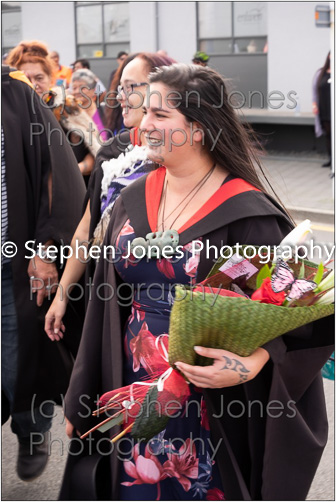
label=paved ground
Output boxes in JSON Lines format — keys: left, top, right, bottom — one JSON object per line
{"left": 1, "top": 153, "right": 334, "bottom": 501}
{"left": 263, "top": 152, "right": 334, "bottom": 219}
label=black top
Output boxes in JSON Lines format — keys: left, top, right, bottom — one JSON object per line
{"left": 318, "top": 71, "right": 331, "bottom": 121}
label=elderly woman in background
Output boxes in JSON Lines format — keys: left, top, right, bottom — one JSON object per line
{"left": 71, "top": 68, "right": 108, "bottom": 141}
{"left": 6, "top": 41, "right": 101, "bottom": 184}
{"left": 71, "top": 58, "right": 106, "bottom": 102}
{"left": 6, "top": 40, "right": 53, "bottom": 99}
{"left": 69, "top": 68, "right": 108, "bottom": 180}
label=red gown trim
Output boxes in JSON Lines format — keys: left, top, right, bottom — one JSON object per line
{"left": 146, "top": 166, "right": 167, "bottom": 231}
{"left": 130, "top": 127, "right": 142, "bottom": 146}
{"left": 146, "top": 167, "right": 260, "bottom": 233}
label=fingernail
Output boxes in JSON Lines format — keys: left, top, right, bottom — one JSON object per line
{"left": 194, "top": 346, "right": 202, "bottom": 351}
{"left": 54, "top": 329, "right": 59, "bottom": 335}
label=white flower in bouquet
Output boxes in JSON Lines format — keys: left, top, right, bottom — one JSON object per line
{"left": 273, "top": 219, "right": 312, "bottom": 263}
{"left": 315, "top": 269, "right": 335, "bottom": 293}
{"left": 315, "top": 288, "right": 335, "bottom": 305}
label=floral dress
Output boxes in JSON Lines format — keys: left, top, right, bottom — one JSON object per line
{"left": 114, "top": 220, "right": 225, "bottom": 501}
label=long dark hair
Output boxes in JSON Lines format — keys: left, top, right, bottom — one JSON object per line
{"left": 105, "top": 52, "right": 176, "bottom": 133}
{"left": 317, "top": 51, "right": 331, "bottom": 89}
{"left": 149, "top": 63, "right": 283, "bottom": 198}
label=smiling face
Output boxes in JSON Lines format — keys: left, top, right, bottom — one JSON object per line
{"left": 19, "top": 62, "right": 52, "bottom": 97}
{"left": 117, "top": 57, "right": 150, "bottom": 128}
{"left": 140, "top": 82, "right": 203, "bottom": 166}
{"left": 71, "top": 79, "right": 96, "bottom": 106}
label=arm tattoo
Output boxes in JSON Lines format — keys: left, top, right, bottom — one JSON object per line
{"left": 220, "top": 355, "right": 250, "bottom": 383}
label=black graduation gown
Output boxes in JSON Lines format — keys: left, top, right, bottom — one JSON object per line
{"left": 80, "top": 130, "right": 132, "bottom": 295}
{"left": 2, "top": 67, "right": 86, "bottom": 413}
{"left": 62, "top": 173, "right": 334, "bottom": 500}
{"left": 86, "top": 130, "right": 132, "bottom": 239}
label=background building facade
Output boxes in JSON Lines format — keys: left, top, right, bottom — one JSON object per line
{"left": 2, "top": 1, "right": 332, "bottom": 111}
{"left": 2, "top": 1, "right": 333, "bottom": 150}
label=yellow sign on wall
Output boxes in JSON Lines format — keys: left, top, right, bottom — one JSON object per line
{"left": 94, "top": 50, "right": 103, "bottom": 58}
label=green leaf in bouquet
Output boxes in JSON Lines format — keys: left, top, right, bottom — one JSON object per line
{"left": 97, "top": 413, "right": 124, "bottom": 433}
{"left": 298, "top": 261, "right": 305, "bottom": 279}
{"left": 314, "top": 262, "right": 325, "bottom": 286}
{"left": 256, "top": 264, "right": 271, "bottom": 289}
{"left": 131, "top": 386, "right": 170, "bottom": 441}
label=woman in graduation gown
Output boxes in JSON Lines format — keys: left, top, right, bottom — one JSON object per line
{"left": 45, "top": 52, "right": 175, "bottom": 341}
{"left": 62, "top": 64, "right": 334, "bottom": 500}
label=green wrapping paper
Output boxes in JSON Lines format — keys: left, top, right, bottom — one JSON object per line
{"left": 168, "top": 286, "right": 334, "bottom": 366}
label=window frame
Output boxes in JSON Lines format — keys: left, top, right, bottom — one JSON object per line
{"left": 1, "top": 1, "right": 22, "bottom": 56}
{"left": 74, "top": 1, "right": 130, "bottom": 59}
{"left": 196, "top": 2, "right": 267, "bottom": 56}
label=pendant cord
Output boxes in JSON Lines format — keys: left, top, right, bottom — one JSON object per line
{"left": 159, "top": 163, "right": 216, "bottom": 231}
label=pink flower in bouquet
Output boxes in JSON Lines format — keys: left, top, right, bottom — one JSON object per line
{"left": 122, "top": 444, "right": 167, "bottom": 487}
{"left": 164, "top": 438, "right": 199, "bottom": 491}
{"left": 206, "top": 487, "right": 226, "bottom": 500}
{"left": 251, "top": 277, "right": 286, "bottom": 305}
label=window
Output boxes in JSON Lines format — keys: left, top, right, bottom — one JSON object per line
{"left": 197, "top": 2, "right": 267, "bottom": 55}
{"left": 75, "top": 2, "right": 130, "bottom": 59}
{"left": 1, "top": 2, "right": 22, "bottom": 57}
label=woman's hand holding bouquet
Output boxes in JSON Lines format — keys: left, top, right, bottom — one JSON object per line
{"left": 82, "top": 221, "right": 334, "bottom": 441}
{"left": 175, "top": 346, "right": 270, "bottom": 389}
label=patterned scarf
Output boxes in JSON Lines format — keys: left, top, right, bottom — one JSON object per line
{"left": 92, "top": 144, "right": 154, "bottom": 246}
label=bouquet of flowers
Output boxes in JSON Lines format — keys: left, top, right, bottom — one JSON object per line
{"left": 168, "top": 250, "right": 334, "bottom": 366}
{"left": 83, "top": 221, "right": 334, "bottom": 442}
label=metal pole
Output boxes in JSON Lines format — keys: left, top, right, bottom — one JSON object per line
{"left": 155, "top": 2, "right": 159, "bottom": 52}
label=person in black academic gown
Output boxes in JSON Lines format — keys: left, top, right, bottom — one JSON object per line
{"left": 61, "top": 64, "right": 334, "bottom": 500}
{"left": 1, "top": 66, "right": 86, "bottom": 481}
{"left": 44, "top": 52, "right": 175, "bottom": 338}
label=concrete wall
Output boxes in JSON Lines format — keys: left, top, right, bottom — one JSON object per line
{"left": 157, "top": 2, "right": 197, "bottom": 63}
{"left": 129, "top": 2, "right": 157, "bottom": 52}
{"left": 129, "top": 2, "right": 197, "bottom": 63}
{"left": 21, "top": 2, "right": 76, "bottom": 66}
{"left": 268, "top": 2, "right": 331, "bottom": 112}
{"left": 211, "top": 54, "right": 267, "bottom": 108}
